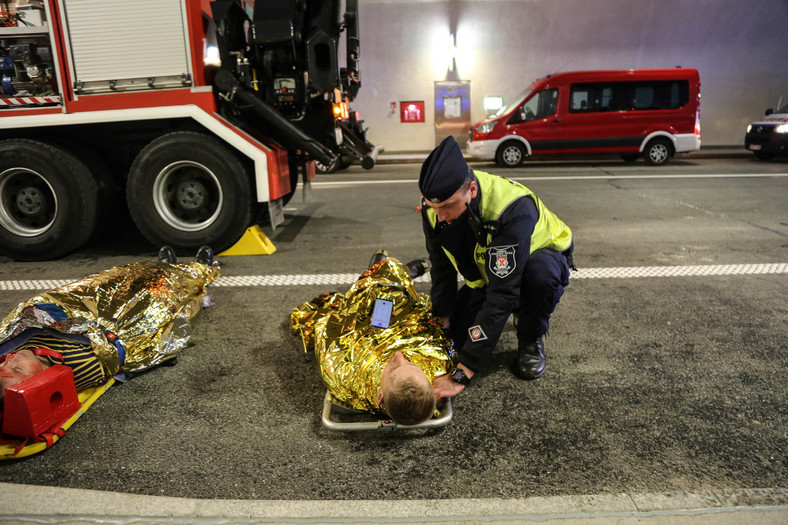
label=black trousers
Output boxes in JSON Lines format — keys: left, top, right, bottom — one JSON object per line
{"left": 449, "top": 247, "right": 571, "bottom": 348}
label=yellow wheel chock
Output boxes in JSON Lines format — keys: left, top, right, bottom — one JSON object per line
{"left": 219, "top": 225, "right": 277, "bottom": 256}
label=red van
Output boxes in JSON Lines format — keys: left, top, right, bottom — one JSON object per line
{"left": 468, "top": 68, "right": 701, "bottom": 166}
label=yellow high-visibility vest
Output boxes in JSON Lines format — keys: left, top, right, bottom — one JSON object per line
{"left": 426, "top": 170, "right": 572, "bottom": 287}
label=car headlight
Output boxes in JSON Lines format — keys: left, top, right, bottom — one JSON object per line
{"left": 775, "top": 123, "right": 788, "bottom": 133}
{"left": 476, "top": 121, "right": 497, "bottom": 135}
{"left": 746, "top": 124, "right": 752, "bottom": 133}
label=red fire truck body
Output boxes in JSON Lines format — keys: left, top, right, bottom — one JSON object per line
{"left": 0, "top": 0, "right": 376, "bottom": 260}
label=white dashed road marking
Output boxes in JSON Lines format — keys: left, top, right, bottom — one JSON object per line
{"left": 1, "top": 263, "right": 785, "bottom": 290}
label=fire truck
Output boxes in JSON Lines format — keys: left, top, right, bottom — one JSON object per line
{"left": 0, "top": 0, "right": 378, "bottom": 260}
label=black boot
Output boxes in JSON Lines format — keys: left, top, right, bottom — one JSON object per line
{"left": 368, "top": 249, "right": 389, "bottom": 268}
{"left": 514, "top": 337, "right": 546, "bottom": 380}
{"left": 404, "top": 258, "right": 431, "bottom": 278}
{"left": 158, "top": 245, "right": 177, "bottom": 264}
{"left": 195, "top": 245, "right": 214, "bottom": 265}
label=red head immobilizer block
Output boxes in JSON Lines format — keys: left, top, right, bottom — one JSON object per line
{"left": 2, "top": 365, "right": 81, "bottom": 438}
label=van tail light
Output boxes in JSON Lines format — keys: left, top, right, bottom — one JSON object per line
{"left": 694, "top": 108, "right": 701, "bottom": 135}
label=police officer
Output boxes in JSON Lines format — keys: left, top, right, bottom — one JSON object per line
{"left": 420, "top": 136, "right": 574, "bottom": 399}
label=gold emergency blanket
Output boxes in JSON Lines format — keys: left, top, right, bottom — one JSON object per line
{"left": 291, "top": 257, "right": 454, "bottom": 413}
{"left": 0, "top": 261, "right": 220, "bottom": 380}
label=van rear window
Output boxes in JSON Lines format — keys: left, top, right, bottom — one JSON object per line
{"left": 569, "top": 80, "right": 689, "bottom": 113}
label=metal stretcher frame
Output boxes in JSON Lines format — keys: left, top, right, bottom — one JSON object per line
{"left": 321, "top": 391, "right": 453, "bottom": 431}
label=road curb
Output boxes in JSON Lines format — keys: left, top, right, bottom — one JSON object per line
{"left": 1, "top": 483, "right": 786, "bottom": 524}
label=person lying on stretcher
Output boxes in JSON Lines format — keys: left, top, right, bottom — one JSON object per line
{"left": 291, "top": 250, "right": 455, "bottom": 425}
{"left": 0, "top": 246, "right": 218, "bottom": 410}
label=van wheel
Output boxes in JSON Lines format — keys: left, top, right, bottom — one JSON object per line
{"left": 0, "top": 140, "right": 98, "bottom": 260}
{"left": 314, "top": 158, "right": 336, "bottom": 174}
{"left": 496, "top": 141, "right": 526, "bottom": 167}
{"left": 126, "top": 132, "right": 253, "bottom": 253}
{"left": 315, "top": 156, "right": 351, "bottom": 174}
{"left": 643, "top": 138, "right": 673, "bottom": 166}
{"left": 753, "top": 151, "right": 774, "bottom": 161}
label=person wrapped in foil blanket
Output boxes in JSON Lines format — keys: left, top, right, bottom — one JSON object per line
{"left": 0, "top": 251, "right": 219, "bottom": 399}
{"left": 291, "top": 252, "right": 454, "bottom": 425}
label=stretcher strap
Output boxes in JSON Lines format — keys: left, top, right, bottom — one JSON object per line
{"left": 3, "top": 416, "right": 70, "bottom": 456}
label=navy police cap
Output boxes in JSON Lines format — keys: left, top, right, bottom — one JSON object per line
{"left": 418, "top": 136, "right": 470, "bottom": 203}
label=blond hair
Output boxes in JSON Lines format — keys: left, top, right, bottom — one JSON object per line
{"left": 384, "top": 378, "right": 436, "bottom": 425}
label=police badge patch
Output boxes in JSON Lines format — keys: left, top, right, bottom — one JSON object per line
{"left": 488, "top": 245, "right": 517, "bottom": 278}
{"left": 468, "top": 325, "right": 488, "bottom": 342}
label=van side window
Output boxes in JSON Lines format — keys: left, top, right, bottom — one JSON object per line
{"left": 570, "top": 81, "right": 689, "bottom": 113}
{"left": 510, "top": 88, "right": 558, "bottom": 123}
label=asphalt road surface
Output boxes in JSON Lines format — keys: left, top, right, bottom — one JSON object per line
{"left": 0, "top": 156, "right": 786, "bottom": 508}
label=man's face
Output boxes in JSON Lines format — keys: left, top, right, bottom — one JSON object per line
{"left": 0, "top": 350, "right": 49, "bottom": 396}
{"left": 424, "top": 180, "right": 478, "bottom": 224}
{"left": 377, "top": 351, "right": 429, "bottom": 406}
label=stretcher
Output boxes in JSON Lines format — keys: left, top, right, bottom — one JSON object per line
{"left": 0, "top": 377, "right": 114, "bottom": 460}
{"left": 321, "top": 391, "right": 452, "bottom": 431}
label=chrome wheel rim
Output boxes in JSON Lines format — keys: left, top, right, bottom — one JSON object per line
{"left": 649, "top": 144, "right": 669, "bottom": 164}
{"left": 0, "top": 168, "right": 57, "bottom": 237}
{"left": 502, "top": 146, "right": 522, "bottom": 165}
{"left": 152, "top": 161, "right": 223, "bottom": 232}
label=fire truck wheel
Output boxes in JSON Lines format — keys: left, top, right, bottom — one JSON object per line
{"left": 643, "top": 138, "right": 674, "bottom": 166}
{"left": 496, "top": 141, "right": 526, "bottom": 168}
{"left": 126, "top": 132, "right": 253, "bottom": 252}
{"left": 0, "top": 139, "right": 98, "bottom": 261}
{"left": 55, "top": 139, "right": 123, "bottom": 244}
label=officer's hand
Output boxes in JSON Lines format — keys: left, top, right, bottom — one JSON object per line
{"left": 440, "top": 317, "right": 451, "bottom": 329}
{"left": 433, "top": 374, "right": 465, "bottom": 399}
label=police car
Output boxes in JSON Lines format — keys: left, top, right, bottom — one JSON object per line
{"left": 745, "top": 103, "right": 788, "bottom": 160}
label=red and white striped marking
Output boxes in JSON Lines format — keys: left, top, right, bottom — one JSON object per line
{"left": 0, "top": 95, "right": 61, "bottom": 106}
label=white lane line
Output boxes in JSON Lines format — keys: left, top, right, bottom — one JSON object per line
{"left": 0, "top": 279, "right": 74, "bottom": 290}
{"left": 573, "top": 263, "right": 787, "bottom": 279}
{"left": 1, "top": 263, "right": 784, "bottom": 290}
{"left": 311, "top": 173, "right": 788, "bottom": 187}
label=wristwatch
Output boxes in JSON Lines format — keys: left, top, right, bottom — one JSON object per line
{"left": 450, "top": 366, "right": 471, "bottom": 386}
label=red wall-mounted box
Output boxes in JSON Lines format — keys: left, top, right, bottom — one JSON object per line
{"left": 400, "top": 101, "right": 425, "bottom": 123}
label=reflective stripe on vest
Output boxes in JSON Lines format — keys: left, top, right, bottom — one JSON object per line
{"left": 427, "top": 171, "right": 572, "bottom": 287}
